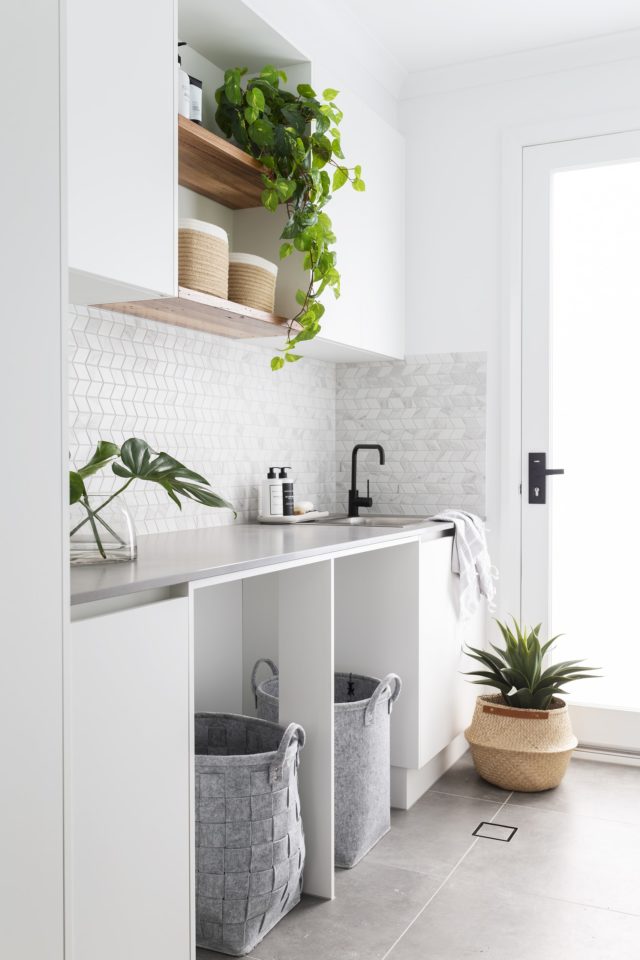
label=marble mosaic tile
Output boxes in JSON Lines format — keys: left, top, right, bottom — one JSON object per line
{"left": 68, "top": 306, "right": 337, "bottom": 532}
{"left": 68, "top": 306, "right": 486, "bottom": 533}
{"left": 335, "top": 354, "right": 486, "bottom": 518}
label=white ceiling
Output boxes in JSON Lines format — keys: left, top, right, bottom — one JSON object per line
{"left": 343, "top": 0, "right": 640, "bottom": 73}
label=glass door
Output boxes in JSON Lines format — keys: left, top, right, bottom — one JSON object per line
{"left": 521, "top": 131, "right": 640, "bottom": 753}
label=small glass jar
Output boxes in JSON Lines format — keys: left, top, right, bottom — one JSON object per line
{"left": 70, "top": 495, "right": 137, "bottom": 565}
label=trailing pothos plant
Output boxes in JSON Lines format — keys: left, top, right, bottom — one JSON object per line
{"left": 70, "top": 439, "right": 235, "bottom": 559}
{"left": 215, "top": 65, "right": 365, "bottom": 370}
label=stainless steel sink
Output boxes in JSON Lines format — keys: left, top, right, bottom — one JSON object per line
{"left": 318, "top": 515, "right": 431, "bottom": 528}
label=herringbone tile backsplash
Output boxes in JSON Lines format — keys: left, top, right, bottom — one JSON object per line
{"left": 68, "top": 306, "right": 486, "bottom": 533}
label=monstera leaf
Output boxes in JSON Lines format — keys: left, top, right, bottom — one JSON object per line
{"left": 112, "top": 439, "right": 235, "bottom": 514}
{"left": 69, "top": 470, "right": 86, "bottom": 505}
{"left": 69, "top": 441, "right": 121, "bottom": 504}
{"left": 69, "top": 437, "right": 235, "bottom": 516}
{"left": 78, "top": 440, "right": 121, "bottom": 478}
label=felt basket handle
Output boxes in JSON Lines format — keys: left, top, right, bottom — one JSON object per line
{"left": 251, "top": 658, "right": 279, "bottom": 707}
{"left": 364, "top": 673, "right": 402, "bottom": 726}
{"left": 269, "top": 722, "right": 306, "bottom": 784}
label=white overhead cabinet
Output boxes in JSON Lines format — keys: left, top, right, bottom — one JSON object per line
{"left": 305, "top": 68, "right": 405, "bottom": 360}
{"left": 67, "top": 0, "right": 176, "bottom": 302}
{"left": 66, "top": 0, "right": 406, "bottom": 358}
{"left": 234, "top": 64, "right": 406, "bottom": 361}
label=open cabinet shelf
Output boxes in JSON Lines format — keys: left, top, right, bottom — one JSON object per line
{"left": 94, "top": 120, "right": 293, "bottom": 338}
{"left": 97, "top": 286, "right": 290, "bottom": 339}
{"left": 178, "top": 115, "right": 265, "bottom": 209}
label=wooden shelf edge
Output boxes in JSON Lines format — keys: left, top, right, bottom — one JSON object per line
{"left": 178, "top": 116, "right": 265, "bottom": 209}
{"left": 95, "top": 287, "right": 291, "bottom": 340}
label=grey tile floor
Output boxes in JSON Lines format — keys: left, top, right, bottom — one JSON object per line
{"left": 197, "top": 752, "right": 640, "bottom": 960}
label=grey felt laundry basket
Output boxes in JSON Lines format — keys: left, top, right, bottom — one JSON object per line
{"left": 251, "top": 659, "right": 402, "bottom": 869}
{"left": 195, "top": 713, "right": 305, "bottom": 956}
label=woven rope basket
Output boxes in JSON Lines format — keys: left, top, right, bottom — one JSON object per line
{"left": 465, "top": 694, "right": 577, "bottom": 792}
{"left": 251, "top": 659, "right": 402, "bottom": 869}
{"left": 195, "top": 713, "right": 305, "bottom": 956}
{"left": 229, "top": 254, "right": 277, "bottom": 312}
{"left": 178, "top": 219, "right": 228, "bottom": 298}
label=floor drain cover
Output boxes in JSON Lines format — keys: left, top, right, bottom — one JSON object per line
{"left": 472, "top": 821, "right": 517, "bottom": 842}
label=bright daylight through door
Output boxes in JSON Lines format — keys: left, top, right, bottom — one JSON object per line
{"left": 550, "top": 157, "right": 640, "bottom": 712}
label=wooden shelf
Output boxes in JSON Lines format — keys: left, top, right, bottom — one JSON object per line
{"left": 98, "top": 287, "right": 290, "bottom": 339}
{"left": 178, "top": 115, "right": 265, "bottom": 209}
{"left": 97, "top": 120, "right": 290, "bottom": 337}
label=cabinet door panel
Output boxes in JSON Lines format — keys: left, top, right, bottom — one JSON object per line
{"left": 310, "top": 71, "right": 405, "bottom": 358}
{"left": 68, "top": 598, "right": 190, "bottom": 960}
{"left": 334, "top": 543, "right": 420, "bottom": 769}
{"left": 67, "top": 0, "right": 175, "bottom": 296}
{"left": 419, "top": 538, "right": 463, "bottom": 765}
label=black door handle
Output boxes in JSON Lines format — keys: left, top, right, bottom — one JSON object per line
{"left": 528, "top": 452, "right": 565, "bottom": 504}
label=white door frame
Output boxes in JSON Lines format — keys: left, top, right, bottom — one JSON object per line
{"left": 499, "top": 107, "right": 640, "bottom": 619}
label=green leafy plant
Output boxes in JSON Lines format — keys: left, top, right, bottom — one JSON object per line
{"left": 464, "top": 617, "right": 600, "bottom": 710}
{"left": 215, "top": 65, "right": 365, "bottom": 370}
{"left": 70, "top": 439, "right": 235, "bottom": 559}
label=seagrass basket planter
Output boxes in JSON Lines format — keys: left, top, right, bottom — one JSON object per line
{"left": 465, "top": 694, "right": 578, "bottom": 792}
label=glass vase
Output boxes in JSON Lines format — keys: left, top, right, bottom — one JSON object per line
{"left": 70, "top": 495, "right": 137, "bottom": 565}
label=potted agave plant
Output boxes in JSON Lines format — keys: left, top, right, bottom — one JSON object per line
{"left": 70, "top": 438, "right": 234, "bottom": 564}
{"left": 464, "top": 618, "right": 599, "bottom": 791}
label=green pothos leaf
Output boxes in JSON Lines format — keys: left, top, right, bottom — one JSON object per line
{"left": 261, "top": 188, "right": 279, "bottom": 212}
{"left": 332, "top": 166, "right": 349, "bottom": 191}
{"left": 213, "top": 64, "right": 364, "bottom": 369}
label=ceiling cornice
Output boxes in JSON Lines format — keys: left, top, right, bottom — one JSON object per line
{"left": 400, "top": 28, "right": 640, "bottom": 100}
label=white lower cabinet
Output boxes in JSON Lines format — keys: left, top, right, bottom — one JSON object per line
{"left": 68, "top": 598, "right": 191, "bottom": 960}
{"left": 333, "top": 535, "right": 483, "bottom": 806}
{"left": 65, "top": 537, "right": 480, "bottom": 952}
{"left": 418, "top": 537, "right": 480, "bottom": 766}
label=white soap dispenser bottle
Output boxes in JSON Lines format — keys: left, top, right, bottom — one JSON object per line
{"left": 177, "top": 42, "right": 191, "bottom": 119}
{"left": 261, "top": 467, "right": 283, "bottom": 517}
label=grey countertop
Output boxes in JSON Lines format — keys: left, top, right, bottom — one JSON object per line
{"left": 70, "top": 519, "right": 453, "bottom": 605}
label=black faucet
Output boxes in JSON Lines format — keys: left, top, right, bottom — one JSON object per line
{"left": 348, "top": 444, "right": 386, "bottom": 517}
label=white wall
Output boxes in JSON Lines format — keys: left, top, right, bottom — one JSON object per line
{"left": 0, "top": 1, "right": 65, "bottom": 957}
{"left": 400, "top": 42, "right": 640, "bottom": 606}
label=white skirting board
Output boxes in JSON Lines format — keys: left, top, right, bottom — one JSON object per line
{"left": 390, "top": 736, "right": 640, "bottom": 812}
{"left": 391, "top": 732, "right": 470, "bottom": 810}
{"left": 575, "top": 746, "right": 640, "bottom": 767}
